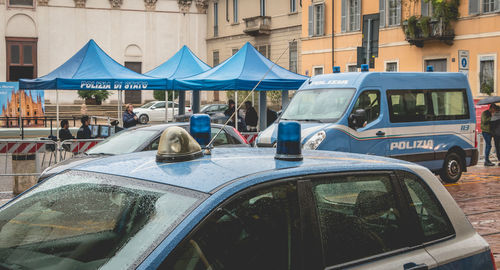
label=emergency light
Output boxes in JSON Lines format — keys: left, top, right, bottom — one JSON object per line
{"left": 275, "top": 121, "right": 303, "bottom": 161}
{"left": 426, "top": 65, "right": 434, "bottom": 72}
{"left": 333, "top": 66, "right": 341, "bottom": 73}
{"left": 190, "top": 114, "right": 211, "bottom": 147}
{"left": 361, "top": 64, "right": 369, "bottom": 72}
{"left": 156, "top": 126, "right": 203, "bottom": 163}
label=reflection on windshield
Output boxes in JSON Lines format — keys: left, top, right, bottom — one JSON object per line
{"left": 281, "top": 88, "right": 355, "bottom": 122}
{"left": 0, "top": 171, "right": 203, "bottom": 269}
{"left": 86, "top": 129, "right": 158, "bottom": 155}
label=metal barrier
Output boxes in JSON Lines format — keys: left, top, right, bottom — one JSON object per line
{"left": 59, "top": 139, "right": 104, "bottom": 161}
{"left": 241, "top": 132, "right": 259, "bottom": 146}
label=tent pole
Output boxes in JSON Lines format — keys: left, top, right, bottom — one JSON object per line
{"left": 178, "top": 91, "right": 186, "bottom": 115}
{"left": 235, "top": 91, "right": 238, "bottom": 131}
{"left": 18, "top": 89, "right": 22, "bottom": 139}
{"left": 192, "top": 90, "right": 200, "bottom": 113}
{"left": 118, "top": 90, "right": 122, "bottom": 127}
{"left": 56, "top": 89, "right": 60, "bottom": 163}
{"left": 259, "top": 91, "right": 267, "bottom": 131}
{"left": 165, "top": 91, "right": 168, "bottom": 123}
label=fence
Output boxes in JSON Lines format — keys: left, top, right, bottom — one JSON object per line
{"left": 241, "top": 132, "right": 259, "bottom": 146}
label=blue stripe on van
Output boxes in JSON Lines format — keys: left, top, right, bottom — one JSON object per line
{"left": 436, "top": 250, "right": 493, "bottom": 270}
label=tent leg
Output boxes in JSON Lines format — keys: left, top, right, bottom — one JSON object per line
{"left": 118, "top": 90, "right": 123, "bottom": 127}
{"left": 235, "top": 92, "right": 238, "bottom": 131}
{"left": 56, "top": 90, "right": 59, "bottom": 163}
{"left": 259, "top": 91, "right": 267, "bottom": 131}
{"left": 165, "top": 91, "right": 169, "bottom": 123}
{"left": 178, "top": 91, "right": 186, "bottom": 115}
{"left": 192, "top": 90, "right": 200, "bottom": 113}
{"left": 281, "top": 90, "right": 289, "bottom": 110}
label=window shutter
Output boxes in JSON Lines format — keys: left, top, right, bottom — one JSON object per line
{"left": 421, "top": 0, "right": 429, "bottom": 16}
{"left": 396, "top": 0, "right": 401, "bottom": 25}
{"left": 341, "top": 0, "right": 347, "bottom": 32}
{"left": 308, "top": 5, "right": 314, "bottom": 36}
{"left": 469, "top": 0, "right": 479, "bottom": 14}
{"left": 379, "top": 0, "right": 386, "bottom": 27}
{"left": 356, "top": 0, "right": 362, "bottom": 31}
{"left": 495, "top": 0, "right": 500, "bottom": 11}
{"left": 320, "top": 3, "right": 325, "bottom": 35}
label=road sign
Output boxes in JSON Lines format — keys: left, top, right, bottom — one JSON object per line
{"left": 459, "top": 50, "right": 469, "bottom": 70}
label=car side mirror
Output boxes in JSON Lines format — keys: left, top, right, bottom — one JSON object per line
{"left": 151, "top": 106, "right": 156, "bottom": 110}
{"left": 348, "top": 109, "right": 367, "bottom": 129}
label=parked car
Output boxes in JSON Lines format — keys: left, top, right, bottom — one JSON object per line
{"left": 175, "top": 103, "right": 229, "bottom": 122}
{"left": 37, "top": 122, "right": 248, "bottom": 181}
{"left": 1, "top": 122, "right": 495, "bottom": 270}
{"left": 134, "top": 101, "right": 191, "bottom": 124}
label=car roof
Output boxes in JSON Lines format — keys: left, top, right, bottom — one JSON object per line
{"left": 127, "top": 122, "right": 227, "bottom": 131}
{"left": 70, "top": 148, "right": 416, "bottom": 194}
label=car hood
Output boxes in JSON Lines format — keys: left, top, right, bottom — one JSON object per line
{"left": 38, "top": 155, "right": 105, "bottom": 181}
{"left": 257, "top": 122, "right": 334, "bottom": 146}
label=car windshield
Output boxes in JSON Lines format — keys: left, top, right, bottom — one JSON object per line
{"left": 86, "top": 129, "right": 158, "bottom": 155}
{"left": 0, "top": 171, "right": 205, "bottom": 269}
{"left": 281, "top": 88, "right": 356, "bottom": 122}
{"left": 140, "top": 102, "right": 156, "bottom": 108}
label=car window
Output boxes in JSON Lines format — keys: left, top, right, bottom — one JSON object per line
{"left": 398, "top": 171, "right": 455, "bottom": 242}
{"left": 351, "top": 90, "right": 380, "bottom": 125}
{"left": 312, "top": 174, "right": 407, "bottom": 266}
{"left": 86, "top": 129, "right": 158, "bottom": 155}
{"left": 161, "top": 182, "right": 300, "bottom": 270}
{"left": 211, "top": 127, "right": 230, "bottom": 146}
{"left": 155, "top": 102, "right": 166, "bottom": 109}
{"left": 0, "top": 171, "right": 205, "bottom": 269}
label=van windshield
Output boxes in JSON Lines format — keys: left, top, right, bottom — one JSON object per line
{"left": 281, "top": 88, "right": 355, "bottom": 122}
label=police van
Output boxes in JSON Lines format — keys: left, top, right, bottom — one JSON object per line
{"left": 257, "top": 70, "right": 478, "bottom": 183}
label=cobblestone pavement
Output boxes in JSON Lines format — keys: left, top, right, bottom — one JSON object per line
{"left": 444, "top": 165, "right": 500, "bottom": 267}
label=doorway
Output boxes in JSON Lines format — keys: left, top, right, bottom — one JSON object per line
{"left": 124, "top": 62, "right": 142, "bottom": 104}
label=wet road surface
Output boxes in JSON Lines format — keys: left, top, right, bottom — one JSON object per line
{"left": 444, "top": 165, "right": 500, "bottom": 268}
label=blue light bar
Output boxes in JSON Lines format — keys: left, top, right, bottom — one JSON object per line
{"left": 190, "top": 114, "right": 211, "bottom": 147}
{"left": 333, "top": 66, "right": 341, "bottom": 73}
{"left": 275, "top": 121, "right": 303, "bottom": 161}
{"left": 361, "top": 64, "right": 369, "bottom": 72}
{"left": 426, "top": 65, "right": 434, "bottom": 72}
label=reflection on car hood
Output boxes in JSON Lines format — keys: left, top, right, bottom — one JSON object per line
{"left": 257, "top": 122, "right": 332, "bottom": 145}
{"left": 39, "top": 155, "right": 103, "bottom": 180}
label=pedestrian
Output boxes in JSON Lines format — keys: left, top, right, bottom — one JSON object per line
{"left": 59, "top": 119, "right": 74, "bottom": 141}
{"left": 267, "top": 108, "right": 278, "bottom": 127}
{"left": 76, "top": 115, "right": 92, "bottom": 139}
{"left": 490, "top": 104, "right": 500, "bottom": 165}
{"left": 123, "top": 103, "right": 138, "bottom": 128}
{"left": 244, "top": 101, "right": 258, "bottom": 132}
{"left": 224, "top": 99, "right": 235, "bottom": 117}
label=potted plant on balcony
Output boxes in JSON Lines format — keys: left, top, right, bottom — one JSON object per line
{"left": 417, "top": 16, "right": 431, "bottom": 38}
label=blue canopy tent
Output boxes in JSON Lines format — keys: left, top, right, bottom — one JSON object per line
{"left": 145, "top": 45, "right": 211, "bottom": 118}
{"left": 19, "top": 39, "right": 167, "bottom": 132}
{"left": 174, "top": 42, "right": 308, "bottom": 130}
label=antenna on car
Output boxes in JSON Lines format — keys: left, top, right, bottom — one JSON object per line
{"left": 204, "top": 39, "right": 296, "bottom": 153}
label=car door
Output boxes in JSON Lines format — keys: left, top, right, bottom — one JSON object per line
{"left": 306, "top": 172, "right": 438, "bottom": 270}
{"left": 150, "top": 101, "right": 166, "bottom": 121}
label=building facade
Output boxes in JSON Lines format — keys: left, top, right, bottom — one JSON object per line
{"left": 1, "top": 0, "right": 208, "bottom": 105}
{"left": 205, "top": 0, "right": 302, "bottom": 102}
{"left": 302, "top": 0, "right": 500, "bottom": 97}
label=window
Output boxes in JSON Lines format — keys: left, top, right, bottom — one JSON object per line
{"left": 380, "top": 0, "right": 401, "bottom": 27}
{"left": 233, "top": 0, "right": 238, "bottom": 23}
{"left": 289, "top": 41, "right": 298, "bottom": 73}
{"left": 479, "top": 55, "right": 495, "bottom": 95}
{"left": 260, "top": 0, "right": 266, "bottom": 16}
{"left": 308, "top": 3, "right": 325, "bottom": 36}
{"left": 8, "top": 0, "right": 34, "bottom": 7}
{"left": 232, "top": 48, "right": 239, "bottom": 55}
{"left": 213, "top": 2, "right": 219, "bottom": 37}
{"left": 124, "top": 62, "right": 142, "bottom": 104}
{"left": 161, "top": 182, "right": 300, "bottom": 269}
{"left": 290, "top": 0, "right": 297, "bottom": 13}
{"left": 342, "top": 0, "right": 361, "bottom": 32}
{"left": 347, "top": 64, "right": 358, "bottom": 72}
{"left": 313, "top": 66, "right": 324, "bottom": 75}
{"left": 6, "top": 38, "right": 37, "bottom": 82}
{"left": 385, "top": 61, "right": 398, "bottom": 72}
{"left": 312, "top": 174, "right": 407, "bottom": 266}
{"left": 470, "top": 0, "right": 500, "bottom": 15}
{"left": 424, "top": 58, "right": 447, "bottom": 72}
{"left": 213, "top": 51, "right": 220, "bottom": 67}
{"left": 398, "top": 171, "right": 455, "bottom": 242}
{"left": 257, "top": 45, "right": 271, "bottom": 58}
{"left": 352, "top": 90, "right": 381, "bottom": 125}
{"left": 421, "top": 0, "right": 433, "bottom": 17}
{"left": 387, "top": 89, "right": 469, "bottom": 123}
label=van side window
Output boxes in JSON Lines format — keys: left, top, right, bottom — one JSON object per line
{"left": 398, "top": 171, "right": 455, "bottom": 242}
{"left": 311, "top": 174, "right": 407, "bottom": 266}
{"left": 352, "top": 90, "right": 380, "bottom": 125}
{"left": 431, "top": 90, "right": 469, "bottom": 120}
{"left": 388, "top": 89, "right": 469, "bottom": 123}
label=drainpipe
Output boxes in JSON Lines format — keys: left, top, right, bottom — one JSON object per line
{"left": 331, "top": 0, "right": 335, "bottom": 71}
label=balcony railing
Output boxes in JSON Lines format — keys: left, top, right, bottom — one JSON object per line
{"left": 243, "top": 16, "right": 271, "bottom": 36}
{"left": 403, "top": 18, "right": 454, "bottom": 48}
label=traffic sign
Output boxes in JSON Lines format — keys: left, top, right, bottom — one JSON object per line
{"left": 459, "top": 50, "right": 469, "bottom": 70}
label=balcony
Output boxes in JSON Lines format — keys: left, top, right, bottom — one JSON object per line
{"left": 243, "top": 16, "right": 271, "bottom": 36}
{"left": 402, "top": 18, "right": 454, "bottom": 48}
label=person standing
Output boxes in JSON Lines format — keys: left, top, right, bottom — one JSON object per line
{"left": 224, "top": 99, "right": 235, "bottom": 117}
{"left": 244, "top": 101, "right": 258, "bottom": 132}
{"left": 59, "top": 119, "right": 74, "bottom": 141}
{"left": 482, "top": 104, "right": 498, "bottom": 166}
{"left": 489, "top": 104, "right": 500, "bottom": 165}
{"left": 76, "top": 115, "right": 92, "bottom": 139}
{"left": 123, "top": 103, "right": 138, "bottom": 128}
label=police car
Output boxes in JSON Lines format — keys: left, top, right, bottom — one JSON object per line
{"left": 0, "top": 116, "right": 494, "bottom": 269}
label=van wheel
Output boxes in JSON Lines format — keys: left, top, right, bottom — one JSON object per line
{"left": 440, "top": 152, "right": 463, "bottom": 183}
{"left": 139, "top": 114, "right": 149, "bottom": 124}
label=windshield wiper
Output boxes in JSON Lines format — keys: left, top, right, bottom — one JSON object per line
{"left": 85, "top": 152, "right": 114, "bottom": 156}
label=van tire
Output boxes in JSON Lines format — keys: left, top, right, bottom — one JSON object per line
{"left": 139, "top": 114, "right": 149, "bottom": 124}
{"left": 440, "top": 152, "right": 463, "bottom": 183}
